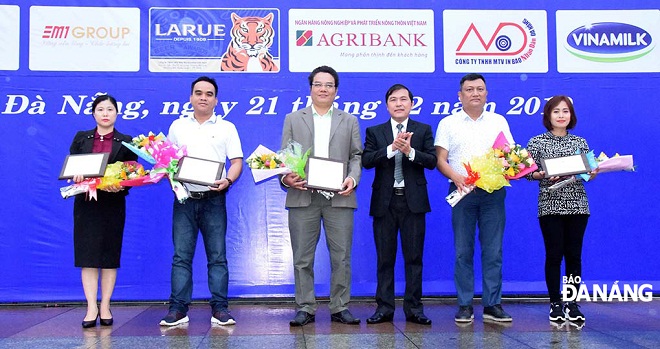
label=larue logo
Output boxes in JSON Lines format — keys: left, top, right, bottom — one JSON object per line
{"left": 565, "top": 22, "right": 654, "bottom": 62}
{"left": 296, "top": 30, "right": 313, "bottom": 46}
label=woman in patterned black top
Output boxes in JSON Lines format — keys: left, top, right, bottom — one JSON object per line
{"left": 526, "top": 95, "right": 596, "bottom": 323}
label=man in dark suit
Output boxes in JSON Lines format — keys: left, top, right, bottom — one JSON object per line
{"left": 281, "top": 66, "right": 363, "bottom": 326}
{"left": 362, "top": 84, "right": 437, "bottom": 325}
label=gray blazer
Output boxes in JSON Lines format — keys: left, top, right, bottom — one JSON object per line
{"left": 280, "top": 106, "right": 363, "bottom": 208}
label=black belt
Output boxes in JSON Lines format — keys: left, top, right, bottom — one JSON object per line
{"left": 393, "top": 187, "right": 405, "bottom": 196}
{"left": 188, "top": 191, "right": 221, "bottom": 200}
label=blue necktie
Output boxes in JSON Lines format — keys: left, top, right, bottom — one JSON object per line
{"left": 394, "top": 124, "right": 404, "bottom": 183}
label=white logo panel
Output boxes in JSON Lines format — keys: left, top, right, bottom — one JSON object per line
{"left": 289, "top": 9, "right": 435, "bottom": 73}
{"left": 29, "top": 6, "right": 140, "bottom": 72}
{"left": 443, "top": 10, "right": 548, "bottom": 73}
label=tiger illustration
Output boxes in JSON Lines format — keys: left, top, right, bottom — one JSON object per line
{"left": 220, "top": 13, "right": 279, "bottom": 72}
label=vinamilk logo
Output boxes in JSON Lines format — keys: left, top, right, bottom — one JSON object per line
{"left": 565, "top": 22, "right": 654, "bottom": 62}
{"left": 296, "top": 30, "right": 313, "bottom": 46}
{"left": 556, "top": 10, "right": 660, "bottom": 73}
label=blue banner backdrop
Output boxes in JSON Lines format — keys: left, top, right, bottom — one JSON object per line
{"left": 0, "top": 0, "right": 658, "bottom": 302}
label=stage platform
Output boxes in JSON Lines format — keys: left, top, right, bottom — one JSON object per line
{"left": 1, "top": 298, "right": 658, "bottom": 348}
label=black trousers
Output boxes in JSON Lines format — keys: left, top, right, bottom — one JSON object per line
{"left": 372, "top": 192, "right": 426, "bottom": 317}
{"left": 539, "top": 214, "right": 589, "bottom": 303}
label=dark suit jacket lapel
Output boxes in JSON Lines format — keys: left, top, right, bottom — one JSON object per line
{"left": 109, "top": 131, "right": 124, "bottom": 162}
{"left": 406, "top": 118, "right": 418, "bottom": 136}
{"left": 80, "top": 129, "right": 95, "bottom": 154}
{"left": 383, "top": 120, "right": 394, "bottom": 145}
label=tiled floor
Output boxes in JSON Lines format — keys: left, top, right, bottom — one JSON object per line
{"left": 1, "top": 299, "right": 658, "bottom": 348}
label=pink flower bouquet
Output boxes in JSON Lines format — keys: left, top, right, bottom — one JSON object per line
{"left": 492, "top": 131, "right": 538, "bottom": 179}
{"left": 145, "top": 138, "right": 188, "bottom": 202}
{"left": 595, "top": 152, "right": 635, "bottom": 173}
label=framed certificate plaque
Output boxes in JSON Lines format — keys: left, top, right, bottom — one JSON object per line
{"left": 173, "top": 156, "right": 225, "bottom": 187}
{"left": 540, "top": 153, "right": 591, "bottom": 178}
{"left": 59, "top": 153, "right": 109, "bottom": 179}
{"left": 305, "top": 157, "right": 347, "bottom": 192}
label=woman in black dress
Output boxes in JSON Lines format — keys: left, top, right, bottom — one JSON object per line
{"left": 69, "top": 95, "right": 137, "bottom": 328}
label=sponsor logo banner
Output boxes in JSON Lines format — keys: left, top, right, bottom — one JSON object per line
{"left": 443, "top": 10, "right": 548, "bottom": 73}
{"left": 557, "top": 10, "right": 660, "bottom": 72}
{"left": 149, "top": 8, "right": 280, "bottom": 73}
{"left": 0, "top": 5, "right": 20, "bottom": 71}
{"left": 289, "top": 9, "right": 435, "bottom": 73}
{"left": 29, "top": 6, "right": 140, "bottom": 72}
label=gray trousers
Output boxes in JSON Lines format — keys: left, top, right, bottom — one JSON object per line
{"left": 288, "top": 192, "right": 355, "bottom": 314}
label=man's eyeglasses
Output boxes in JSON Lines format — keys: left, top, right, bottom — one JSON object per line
{"left": 311, "top": 83, "right": 335, "bottom": 89}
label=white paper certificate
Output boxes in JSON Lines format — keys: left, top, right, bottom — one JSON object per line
{"left": 174, "top": 156, "right": 224, "bottom": 186}
{"left": 306, "top": 157, "right": 347, "bottom": 192}
{"left": 59, "top": 153, "right": 109, "bottom": 179}
{"left": 540, "top": 154, "right": 591, "bottom": 178}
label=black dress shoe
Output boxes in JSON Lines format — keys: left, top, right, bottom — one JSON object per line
{"left": 366, "top": 311, "right": 394, "bottom": 324}
{"left": 290, "top": 311, "right": 315, "bottom": 326}
{"left": 82, "top": 313, "right": 98, "bottom": 328}
{"left": 100, "top": 310, "right": 113, "bottom": 326}
{"left": 100, "top": 317, "right": 113, "bottom": 326}
{"left": 406, "top": 313, "right": 432, "bottom": 325}
{"left": 331, "top": 309, "right": 360, "bottom": 325}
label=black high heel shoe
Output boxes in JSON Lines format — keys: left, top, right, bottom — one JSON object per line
{"left": 100, "top": 310, "right": 113, "bottom": 326}
{"left": 82, "top": 313, "right": 99, "bottom": 328}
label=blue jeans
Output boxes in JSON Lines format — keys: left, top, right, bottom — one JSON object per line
{"left": 450, "top": 184, "right": 506, "bottom": 307}
{"left": 169, "top": 193, "right": 228, "bottom": 313}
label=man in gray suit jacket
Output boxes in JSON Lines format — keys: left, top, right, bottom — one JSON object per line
{"left": 281, "top": 66, "right": 363, "bottom": 326}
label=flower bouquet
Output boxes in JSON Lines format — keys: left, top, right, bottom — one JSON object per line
{"left": 575, "top": 151, "right": 635, "bottom": 182}
{"left": 594, "top": 152, "right": 635, "bottom": 173}
{"left": 121, "top": 131, "right": 166, "bottom": 165}
{"left": 246, "top": 144, "right": 291, "bottom": 183}
{"left": 280, "top": 140, "right": 311, "bottom": 179}
{"left": 60, "top": 161, "right": 150, "bottom": 200}
{"left": 246, "top": 140, "right": 310, "bottom": 183}
{"left": 445, "top": 132, "right": 536, "bottom": 207}
{"left": 143, "top": 137, "right": 189, "bottom": 202}
{"left": 492, "top": 131, "right": 538, "bottom": 179}
{"left": 100, "top": 161, "right": 150, "bottom": 188}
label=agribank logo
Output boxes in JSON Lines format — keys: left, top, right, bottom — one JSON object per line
{"left": 565, "top": 22, "right": 654, "bottom": 62}
{"left": 296, "top": 30, "right": 313, "bottom": 46}
{"left": 289, "top": 9, "right": 434, "bottom": 73}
